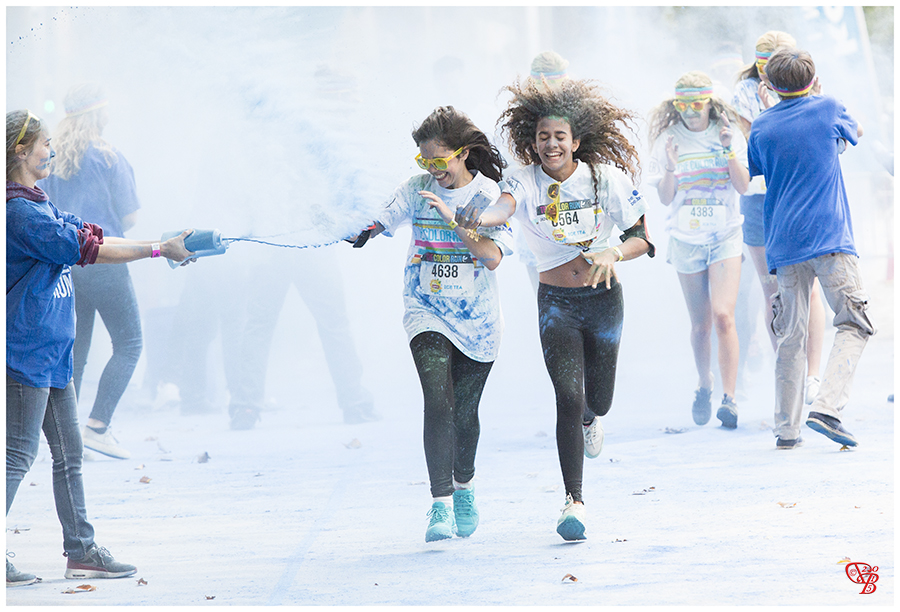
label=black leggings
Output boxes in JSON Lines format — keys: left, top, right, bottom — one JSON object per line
{"left": 538, "top": 281, "right": 624, "bottom": 503}
{"left": 410, "top": 332, "right": 494, "bottom": 499}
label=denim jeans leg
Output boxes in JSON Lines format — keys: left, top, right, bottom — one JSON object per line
{"left": 6, "top": 376, "right": 48, "bottom": 515}
{"left": 772, "top": 262, "right": 815, "bottom": 440}
{"left": 810, "top": 253, "right": 876, "bottom": 419}
{"left": 43, "top": 381, "right": 95, "bottom": 558}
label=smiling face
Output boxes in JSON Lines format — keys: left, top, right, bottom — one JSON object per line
{"left": 418, "top": 139, "right": 472, "bottom": 190}
{"left": 677, "top": 101, "right": 711, "bottom": 133}
{"left": 14, "top": 131, "right": 54, "bottom": 187}
{"left": 533, "top": 116, "right": 580, "bottom": 182}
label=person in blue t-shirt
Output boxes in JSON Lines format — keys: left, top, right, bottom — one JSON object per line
{"left": 40, "top": 83, "right": 143, "bottom": 461}
{"left": 6, "top": 109, "right": 193, "bottom": 586}
{"left": 746, "top": 48, "right": 875, "bottom": 450}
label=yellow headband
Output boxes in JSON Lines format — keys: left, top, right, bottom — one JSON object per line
{"left": 14, "top": 111, "right": 38, "bottom": 147}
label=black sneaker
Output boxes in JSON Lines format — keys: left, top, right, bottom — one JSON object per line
{"left": 229, "top": 404, "right": 261, "bottom": 431}
{"left": 716, "top": 394, "right": 738, "bottom": 429}
{"left": 776, "top": 437, "right": 803, "bottom": 450}
{"left": 6, "top": 554, "right": 37, "bottom": 588}
{"left": 692, "top": 387, "right": 712, "bottom": 425}
{"left": 64, "top": 544, "right": 136, "bottom": 579}
{"left": 806, "top": 411, "right": 858, "bottom": 447}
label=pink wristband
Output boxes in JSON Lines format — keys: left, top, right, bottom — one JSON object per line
{"left": 151, "top": 243, "right": 161, "bottom": 258}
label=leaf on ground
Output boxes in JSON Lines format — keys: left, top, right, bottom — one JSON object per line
{"left": 562, "top": 573, "right": 578, "bottom": 582}
{"left": 776, "top": 501, "right": 797, "bottom": 508}
{"left": 344, "top": 438, "right": 362, "bottom": 449}
{"left": 29, "top": 482, "right": 38, "bottom": 486}
{"left": 62, "top": 584, "right": 96, "bottom": 593}
{"left": 663, "top": 427, "right": 687, "bottom": 434}
{"left": 840, "top": 445, "right": 852, "bottom": 451}
{"left": 205, "top": 595, "right": 216, "bottom": 600}
{"left": 197, "top": 452, "right": 211, "bottom": 463}
{"left": 139, "top": 476, "right": 152, "bottom": 484}
{"left": 838, "top": 557, "right": 851, "bottom": 564}
{"left": 608, "top": 458, "right": 620, "bottom": 463}
{"left": 137, "top": 577, "right": 148, "bottom": 586}
{"left": 633, "top": 487, "right": 655, "bottom": 495}
{"left": 613, "top": 538, "right": 627, "bottom": 543}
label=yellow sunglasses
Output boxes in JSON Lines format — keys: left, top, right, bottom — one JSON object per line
{"left": 672, "top": 98, "right": 711, "bottom": 113}
{"left": 545, "top": 182, "right": 561, "bottom": 223}
{"left": 415, "top": 147, "right": 464, "bottom": 171}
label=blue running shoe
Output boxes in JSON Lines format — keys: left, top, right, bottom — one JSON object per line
{"left": 425, "top": 502, "right": 455, "bottom": 542}
{"left": 556, "top": 494, "right": 587, "bottom": 541}
{"left": 452, "top": 488, "right": 479, "bottom": 537}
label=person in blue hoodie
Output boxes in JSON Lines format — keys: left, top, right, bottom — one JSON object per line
{"left": 6, "top": 109, "right": 192, "bottom": 586}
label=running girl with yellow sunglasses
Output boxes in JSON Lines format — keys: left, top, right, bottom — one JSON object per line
{"left": 647, "top": 71, "right": 749, "bottom": 430}
{"left": 346, "top": 106, "right": 512, "bottom": 543}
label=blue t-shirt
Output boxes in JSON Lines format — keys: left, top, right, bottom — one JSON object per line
{"left": 747, "top": 95, "right": 859, "bottom": 273}
{"left": 6, "top": 197, "right": 83, "bottom": 388}
{"left": 40, "top": 144, "right": 140, "bottom": 238}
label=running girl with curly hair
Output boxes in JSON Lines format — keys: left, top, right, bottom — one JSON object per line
{"left": 460, "top": 77, "right": 654, "bottom": 541}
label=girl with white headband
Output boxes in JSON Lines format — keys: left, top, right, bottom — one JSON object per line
{"left": 40, "top": 83, "right": 144, "bottom": 461}
{"left": 647, "top": 71, "right": 749, "bottom": 430}
{"left": 733, "top": 31, "right": 827, "bottom": 407}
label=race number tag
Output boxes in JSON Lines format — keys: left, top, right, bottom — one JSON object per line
{"left": 419, "top": 252, "right": 475, "bottom": 297}
{"left": 538, "top": 198, "right": 596, "bottom": 243}
{"left": 678, "top": 198, "right": 726, "bottom": 232}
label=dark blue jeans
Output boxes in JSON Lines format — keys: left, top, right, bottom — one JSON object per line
{"left": 71, "top": 263, "right": 143, "bottom": 426}
{"left": 538, "top": 281, "right": 624, "bottom": 503}
{"left": 6, "top": 376, "right": 95, "bottom": 558}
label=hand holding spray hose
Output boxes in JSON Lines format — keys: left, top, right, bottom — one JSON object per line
{"left": 159, "top": 228, "right": 358, "bottom": 269}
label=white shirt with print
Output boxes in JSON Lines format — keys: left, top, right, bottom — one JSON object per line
{"left": 377, "top": 171, "right": 513, "bottom": 362}
{"left": 501, "top": 162, "right": 648, "bottom": 273}
{"left": 646, "top": 122, "right": 747, "bottom": 245}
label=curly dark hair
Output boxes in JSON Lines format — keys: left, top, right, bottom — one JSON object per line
{"left": 497, "top": 77, "right": 640, "bottom": 197}
{"left": 648, "top": 71, "right": 743, "bottom": 144}
{"left": 411, "top": 106, "right": 506, "bottom": 183}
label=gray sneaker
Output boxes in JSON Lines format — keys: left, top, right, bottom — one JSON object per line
{"left": 692, "top": 387, "right": 712, "bottom": 425}
{"left": 65, "top": 544, "right": 136, "bottom": 579}
{"left": 716, "top": 395, "right": 738, "bottom": 429}
{"left": 6, "top": 554, "right": 37, "bottom": 588}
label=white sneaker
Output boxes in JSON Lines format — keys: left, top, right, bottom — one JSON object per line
{"left": 556, "top": 494, "right": 586, "bottom": 541}
{"left": 804, "top": 376, "right": 821, "bottom": 405}
{"left": 582, "top": 416, "right": 604, "bottom": 459}
{"left": 81, "top": 426, "right": 131, "bottom": 460}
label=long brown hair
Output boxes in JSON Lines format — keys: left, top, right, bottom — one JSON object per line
{"left": 411, "top": 106, "right": 506, "bottom": 183}
{"left": 497, "top": 77, "right": 640, "bottom": 198}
